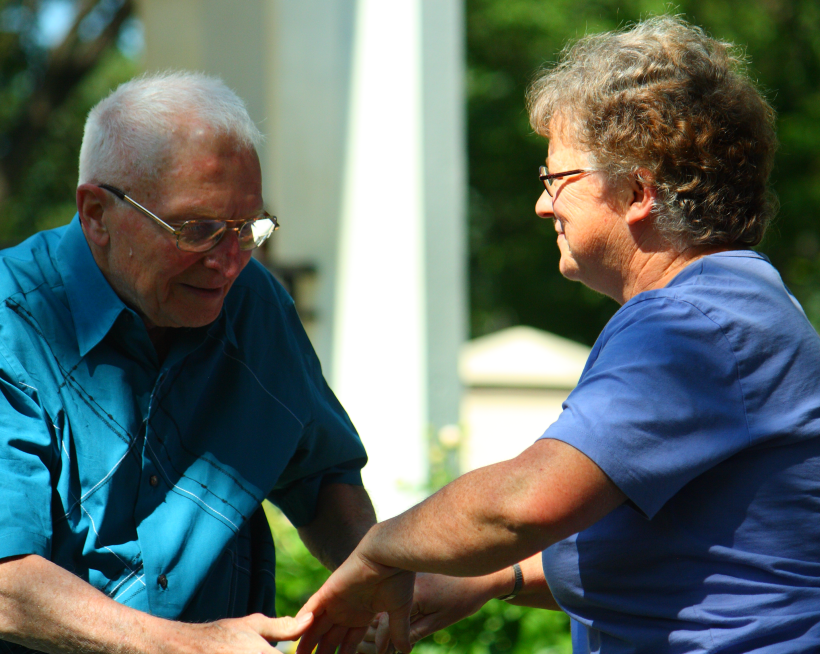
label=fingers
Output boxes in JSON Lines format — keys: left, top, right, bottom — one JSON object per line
{"left": 295, "top": 611, "right": 334, "bottom": 654}
{"left": 355, "top": 614, "right": 383, "bottom": 654}
{"left": 356, "top": 638, "right": 378, "bottom": 654}
{"left": 387, "top": 602, "right": 413, "bottom": 654}
{"left": 338, "top": 625, "right": 369, "bottom": 654}
{"left": 315, "top": 623, "right": 350, "bottom": 654}
{"left": 297, "top": 592, "right": 323, "bottom": 619}
{"left": 408, "top": 613, "right": 444, "bottom": 646}
{"left": 257, "top": 613, "right": 314, "bottom": 643}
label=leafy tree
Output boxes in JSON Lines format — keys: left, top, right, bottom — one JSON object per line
{"left": 0, "top": 0, "right": 137, "bottom": 243}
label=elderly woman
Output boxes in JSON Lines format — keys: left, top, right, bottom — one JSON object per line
{"left": 297, "top": 17, "right": 820, "bottom": 654}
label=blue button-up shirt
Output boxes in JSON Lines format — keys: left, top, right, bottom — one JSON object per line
{"left": 0, "top": 217, "right": 366, "bottom": 626}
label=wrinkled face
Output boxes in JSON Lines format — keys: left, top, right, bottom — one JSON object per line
{"left": 100, "top": 130, "right": 262, "bottom": 330}
{"left": 535, "top": 127, "right": 629, "bottom": 291}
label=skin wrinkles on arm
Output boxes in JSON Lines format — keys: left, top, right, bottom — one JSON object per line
{"left": 297, "top": 483, "right": 378, "bottom": 571}
{"left": 0, "top": 555, "right": 313, "bottom": 654}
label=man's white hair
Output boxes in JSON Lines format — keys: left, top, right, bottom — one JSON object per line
{"left": 78, "top": 71, "right": 264, "bottom": 187}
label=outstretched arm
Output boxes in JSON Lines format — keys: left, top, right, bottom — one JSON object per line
{"left": 297, "top": 438, "right": 625, "bottom": 654}
{"left": 0, "top": 554, "right": 313, "bottom": 654}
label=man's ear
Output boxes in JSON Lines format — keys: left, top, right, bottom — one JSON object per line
{"left": 77, "top": 184, "right": 110, "bottom": 247}
{"left": 624, "top": 170, "right": 657, "bottom": 227}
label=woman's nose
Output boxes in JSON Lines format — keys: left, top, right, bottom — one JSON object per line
{"left": 535, "top": 189, "right": 554, "bottom": 218}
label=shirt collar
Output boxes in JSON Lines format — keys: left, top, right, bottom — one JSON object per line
{"left": 55, "top": 215, "right": 131, "bottom": 357}
{"left": 55, "top": 215, "right": 240, "bottom": 356}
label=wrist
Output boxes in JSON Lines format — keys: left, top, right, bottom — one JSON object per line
{"left": 478, "top": 566, "right": 515, "bottom": 602}
{"left": 496, "top": 564, "right": 523, "bottom": 601}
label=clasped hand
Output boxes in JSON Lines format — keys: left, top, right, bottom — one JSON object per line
{"left": 296, "top": 564, "right": 499, "bottom": 654}
{"left": 295, "top": 550, "right": 416, "bottom": 654}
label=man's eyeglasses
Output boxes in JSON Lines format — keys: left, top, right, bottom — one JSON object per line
{"left": 538, "top": 166, "right": 596, "bottom": 197}
{"left": 98, "top": 184, "right": 278, "bottom": 253}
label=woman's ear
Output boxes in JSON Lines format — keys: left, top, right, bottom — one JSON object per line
{"left": 625, "top": 170, "right": 657, "bottom": 226}
{"left": 76, "top": 184, "right": 110, "bottom": 247}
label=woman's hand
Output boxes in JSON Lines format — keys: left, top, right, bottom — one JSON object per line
{"left": 295, "top": 550, "right": 415, "bottom": 654}
{"left": 356, "top": 571, "right": 507, "bottom": 654}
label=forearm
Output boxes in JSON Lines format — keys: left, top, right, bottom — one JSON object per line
{"left": 0, "top": 554, "right": 311, "bottom": 654}
{"left": 0, "top": 555, "right": 182, "bottom": 654}
{"left": 355, "top": 439, "right": 625, "bottom": 577}
{"left": 394, "top": 554, "right": 561, "bottom": 648}
{"left": 297, "top": 483, "right": 377, "bottom": 570}
{"left": 429, "top": 551, "right": 560, "bottom": 614}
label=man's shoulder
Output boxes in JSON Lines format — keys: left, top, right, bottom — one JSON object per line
{"left": 0, "top": 226, "right": 68, "bottom": 303}
{"left": 0, "top": 226, "right": 74, "bottom": 388}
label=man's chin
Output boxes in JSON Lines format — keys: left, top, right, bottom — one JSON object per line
{"left": 151, "top": 305, "right": 224, "bottom": 330}
{"left": 178, "top": 309, "right": 223, "bottom": 329}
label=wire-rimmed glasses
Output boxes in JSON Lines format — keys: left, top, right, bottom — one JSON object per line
{"left": 538, "top": 166, "right": 597, "bottom": 197}
{"left": 98, "top": 183, "right": 278, "bottom": 253}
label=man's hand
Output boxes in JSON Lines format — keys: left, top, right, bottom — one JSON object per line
{"left": 190, "top": 613, "right": 314, "bottom": 654}
{"left": 406, "top": 574, "right": 500, "bottom": 644}
{"left": 294, "top": 550, "right": 415, "bottom": 654}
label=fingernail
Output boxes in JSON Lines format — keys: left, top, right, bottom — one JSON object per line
{"left": 298, "top": 611, "right": 313, "bottom": 625}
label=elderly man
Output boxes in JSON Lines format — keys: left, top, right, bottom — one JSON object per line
{"left": 0, "top": 72, "right": 375, "bottom": 654}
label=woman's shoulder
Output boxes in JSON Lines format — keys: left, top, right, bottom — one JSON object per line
{"left": 620, "top": 250, "right": 809, "bottom": 338}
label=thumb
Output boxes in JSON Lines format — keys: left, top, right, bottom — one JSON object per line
{"left": 260, "top": 612, "right": 314, "bottom": 642}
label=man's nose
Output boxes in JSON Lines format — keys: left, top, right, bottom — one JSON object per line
{"left": 535, "top": 190, "right": 554, "bottom": 219}
{"left": 203, "top": 228, "right": 247, "bottom": 278}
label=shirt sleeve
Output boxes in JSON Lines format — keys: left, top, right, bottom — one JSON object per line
{"left": 0, "top": 347, "right": 54, "bottom": 560}
{"left": 541, "top": 296, "right": 749, "bottom": 518}
{"left": 266, "top": 298, "right": 367, "bottom": 528}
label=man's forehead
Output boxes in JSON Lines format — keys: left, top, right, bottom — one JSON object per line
{"left": 129, "top": 149, "right": 261, "bottom": 213}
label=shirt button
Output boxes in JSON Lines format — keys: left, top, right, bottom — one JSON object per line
{"left": 157, "top": 574, "right": 168, "bottom": 590}
{"left": 149, "top": 475, "right": 159, "bottom": 487}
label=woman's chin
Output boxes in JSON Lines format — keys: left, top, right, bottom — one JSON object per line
{"left": 558, "top": 257, "right": 581, "bottom": 282}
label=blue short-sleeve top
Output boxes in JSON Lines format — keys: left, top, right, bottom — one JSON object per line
{"left": 541, "top": 251, "right": 820, "bottom": 653}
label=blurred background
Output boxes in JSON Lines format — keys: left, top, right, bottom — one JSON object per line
{"left": 2, "top": 0, "right": 818, "bottom": 652}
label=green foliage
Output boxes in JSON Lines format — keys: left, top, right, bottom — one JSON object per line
{"left": 0, "top": 48, "right": 137, "bottom": 241}
{"left": 413, "top": 601, "right": 571, "bottom": 654}
{"left": 467, "top": 0, "right": 820, "bottom": 343}
{"left": 0, "top": 0, "right": 137, "bottom": 245}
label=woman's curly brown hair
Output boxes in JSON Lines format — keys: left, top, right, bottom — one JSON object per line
{"left": 527, "top": 16, "right": 778, "bottom": 249}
